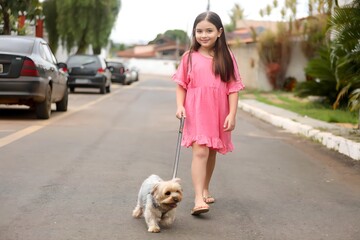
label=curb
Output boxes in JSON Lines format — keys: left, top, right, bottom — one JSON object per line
{"left": 239, "top": 101, "right": 360, "bottom": 161}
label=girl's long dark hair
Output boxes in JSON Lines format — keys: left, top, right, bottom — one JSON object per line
{"left": 188, "top": 11, "right": 236, "bottom": 82}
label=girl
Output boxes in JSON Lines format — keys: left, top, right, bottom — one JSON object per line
{"left": 172, "top": 11, "right": 245, "bottom": 215}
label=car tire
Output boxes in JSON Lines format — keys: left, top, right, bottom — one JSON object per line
{"left": 56, "top": 87, "right": 68, "bottom": 111}
{"left": 70, "top": 87, "right": 75, "bottom": 93}
{"left": 36, "top": 84, "right": 52, "bottom": 119}
{"left": 106, "top": 85, "right": 111, "bottom": 93}
{"left": 100, "top": 84, "right": 106, "bottom": 94}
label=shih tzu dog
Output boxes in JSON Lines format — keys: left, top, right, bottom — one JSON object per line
{"left": 132, "top": 174, "right": 183, "bottom": 233}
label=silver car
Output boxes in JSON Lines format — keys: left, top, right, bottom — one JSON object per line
{"left": 0, "top": 36, "right": 69, "bottom": 119}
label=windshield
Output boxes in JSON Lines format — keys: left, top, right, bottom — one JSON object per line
{"left": 67, "top": 55, "right": 100, "bottom": 68}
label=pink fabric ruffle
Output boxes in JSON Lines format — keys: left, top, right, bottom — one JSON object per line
{"left": 182, "top": 135, "right": 234, "bottom": 155}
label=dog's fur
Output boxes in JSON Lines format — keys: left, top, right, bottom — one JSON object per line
{"left": 132, "top": 174, "right": 183, "bottom": 233}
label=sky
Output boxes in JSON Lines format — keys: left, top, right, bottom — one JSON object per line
{"left": 110, "top": 0, "right": 309, "bottom": 44}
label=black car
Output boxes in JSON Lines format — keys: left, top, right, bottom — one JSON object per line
{"left": 66, "top": 54, "right": 111, "bottom": 94}
{"left": 107, "top": 60, "right": 128, "bottom": 85}
{"left": 0, "top": 36, "right": 69, "bottom": 119}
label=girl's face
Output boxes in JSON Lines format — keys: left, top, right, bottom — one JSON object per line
{"left": 195, "top": 20, "right": 222, "bottom": 50}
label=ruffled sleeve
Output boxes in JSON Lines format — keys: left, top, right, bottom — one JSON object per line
{"left": 172, "top": 52, "right": 190, "bottom": 90}
{"left": 227, "top": 52, "right": 245, "bottom": 95}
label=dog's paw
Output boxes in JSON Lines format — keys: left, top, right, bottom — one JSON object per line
{"left": 160, "top": 216, "right": 175, "bottom": 227}
{"left": 132, "top": 206, "right": 143, "bottom": 218}
{"left": 148, "top": 225, "right": 161, "bottom": 233}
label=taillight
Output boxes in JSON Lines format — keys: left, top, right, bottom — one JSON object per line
{"left": 21, "top": 59, "right": 39, "bottom": 77}
{"left": 61, "top": 67, "right": 68, "bottom": 73}
{"left": 97, "top": 68, "right": 105, "bottom": 73}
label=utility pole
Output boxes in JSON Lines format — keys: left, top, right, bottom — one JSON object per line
{"left": 207, "top": 0, "right": 210, "bottom": 11}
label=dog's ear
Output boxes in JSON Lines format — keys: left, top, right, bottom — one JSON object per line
{"left": 172, "top": 178, "right": 181, "bottom": 183}
{"left": 151, "top": 183, "right": 159, "bottom": 196}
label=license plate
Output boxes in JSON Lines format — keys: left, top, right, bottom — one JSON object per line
{"left": 75, "top": 79, "right": 89, "bottom": 84}
{"left": 0, "top": 64, "right": 3, "bottom": 73}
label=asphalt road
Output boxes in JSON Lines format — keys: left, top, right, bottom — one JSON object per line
{"left": 1, "top": 74, "right": 360, "bottom": 240}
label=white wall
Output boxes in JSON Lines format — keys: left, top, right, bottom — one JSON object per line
{"left": 232, "top": 44, "right": 272, "bottom": 91}
{"left": 112, "top": 58, "right": 178, "bottom": 76}
{"left": 285, "top": 41, "right": 308, "bottom": 82}
{"left": 231, "top": 41, "right": 308, "bottom": 91}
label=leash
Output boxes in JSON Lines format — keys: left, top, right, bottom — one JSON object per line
{"left": 172, "top": 116, "right": 185, "bottom": 179}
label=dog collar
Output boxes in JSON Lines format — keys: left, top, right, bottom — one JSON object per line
{"left": 151, "top": 195, "right": 160, "bottom": 209}
{"left": 150, "top": 194, "right": 170, "bottom": 217}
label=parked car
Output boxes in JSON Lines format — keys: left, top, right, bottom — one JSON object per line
{"left": 106, "top": 60, "right": 128, "bottom": 85}
{"left": 66, "top": 54, "right": 111, "bottom": 94}
{"left": 0, "top": 36, "right": 68, "bottom": 119}
{"left": 126, "top": 65, "right": 139, "bottom": 83}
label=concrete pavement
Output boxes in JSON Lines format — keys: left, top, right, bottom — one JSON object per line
{"left": 239, "top": 99, "right": 360, "bottom": 161}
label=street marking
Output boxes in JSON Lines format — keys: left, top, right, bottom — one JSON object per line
{"left": 0, "top": 125, "right": 44, "bottom": 148}
{"left": 0, "top": 88, "right": 122, "bottom": 149}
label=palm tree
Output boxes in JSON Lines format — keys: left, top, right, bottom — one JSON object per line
{"left": 330, "top": 0, "right": 360, "bottom": 128}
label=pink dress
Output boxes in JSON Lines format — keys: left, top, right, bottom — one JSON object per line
{"left": 172, "top": 51, "right": 245, "bottom": 154}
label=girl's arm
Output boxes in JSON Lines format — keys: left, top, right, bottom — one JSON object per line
{"left": 223, "top": 92, "right": 239, "bottom": 131}
{"left": 176, "top": 85, "right": 186, "bottom": 119}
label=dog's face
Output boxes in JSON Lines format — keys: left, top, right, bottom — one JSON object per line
{"left": 151, "top": 178, "right": 183, "bottom": 209}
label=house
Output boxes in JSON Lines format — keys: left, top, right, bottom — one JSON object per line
{"left": 227, "top": 20, "right": 278, "bottom": 45}
{"left": 116, "top": 36, "right": 187, "bottom": 60}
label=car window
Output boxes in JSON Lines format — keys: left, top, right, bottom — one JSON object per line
{"left": 43, "top": 43, "right": 58, "bottom": 64}
{"left": 98, "top": 57, "right": 107, "bottom": 69}
{"left": 40, "top": 43, "right": 57, "bottom": 64}
{"left": 38, "top": 43, "right": 47, "bottom": 60}
{"left": 107, "top": 62, "right": 123, "bottom": 68}
{"left": 0, "top": 38, "right": 34, "bottom": 54}
{"left": 67, "top": 55, "right": 100, "bottom": 68}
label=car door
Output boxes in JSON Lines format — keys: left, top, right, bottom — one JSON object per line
{"left": 40, "top": 42, "right": 66, "bottom": 101}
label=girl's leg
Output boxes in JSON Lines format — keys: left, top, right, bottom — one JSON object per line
{"left": 191, "top": 143, "right": 210, "bottom": 208}
{"left": 203, "top": 149, "right": 216, "bottom": 200}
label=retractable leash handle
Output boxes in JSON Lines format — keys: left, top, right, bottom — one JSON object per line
{"left": 172, "top": 116, "right": 185, "bottom": 179}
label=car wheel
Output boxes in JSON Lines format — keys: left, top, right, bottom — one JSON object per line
{"left": 36, "top": 84, "right": 52, "bottom": 119}
{"left": 100, "top": 84, "right": 106, "bottom": 94}
{"left": 106, "top": 85, "right": 111, "bottom": 93}
{"left": 70, "top": 87, "right": 75, "bottom": 93}
{"left": 56, "top": 87, "right": 68, "bottom": 111}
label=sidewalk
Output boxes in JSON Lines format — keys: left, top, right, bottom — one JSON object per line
{"left": 239, "top": 99, "right": 360, "bottom": 161}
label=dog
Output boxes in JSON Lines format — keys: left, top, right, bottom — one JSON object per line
{"left": 132, "top": 174, "right": 183, "bottom": 233}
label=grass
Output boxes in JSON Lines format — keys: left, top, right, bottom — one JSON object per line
{"left": 239, "top": 90, "right": 359, "bottom": 125}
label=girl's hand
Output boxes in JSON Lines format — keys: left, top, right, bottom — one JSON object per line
{"left": 223, "top": 114, "right": 236, "bottom": 132}
{"left": 176, "top": 106, "right": 186, "bottom": 119}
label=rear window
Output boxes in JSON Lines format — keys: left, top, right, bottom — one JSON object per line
{"left": 0, "top": 38, "right": 34, "bottom": 54}
{"left": 67, "top": 55, "right": 101, "bottom": 68}
{"left": 107, "top": 62, "right": 123, "bottom": 68}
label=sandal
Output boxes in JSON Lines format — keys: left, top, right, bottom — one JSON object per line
{"left": 203, "top": 196, "right": 215, "bottom": 204}
{"left": 191, "top": 205, "right": 210, "bottom": 215}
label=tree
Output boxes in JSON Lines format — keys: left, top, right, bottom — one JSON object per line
{"left": 258, "top": 0, "right": 333, "bottom": 90}
{"left": 149, "top": 29, "right": 189, "bottom": 45}
{"left": 225, "top": 3, "right": 244, "bottom": 32}
{"left": 43, "top": 0, "right": 120, "bottom": 54}
{"left": 295, "top": 45, "right": 340, "bottom": 105}
{"left": 258, "top": 0, "right": 296, "bottom": 90}
{"left": 300, "top": 0, "right": 333, "bottom": 59}
{"left": 42, "top": 0, "right": 58, "bottom": 52}
{"left": 0, "top": 0, "right": 40, "bottom": 35}
{"left": 329, "top": 0, "right": 360, "bottom": 127}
